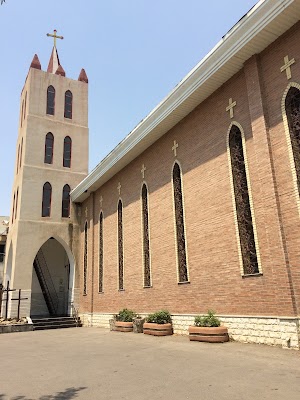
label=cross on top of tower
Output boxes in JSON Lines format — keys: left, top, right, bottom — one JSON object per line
{"left": 47, "top": 29, "right": 64, "bottom": 48}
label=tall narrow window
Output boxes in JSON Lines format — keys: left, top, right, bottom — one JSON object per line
{"left": 12, "top": 193, "right": 15, "bottom": 224}
{"left": 286, "top": 87, "right": 300, "bottom": 194}
{"left": 15, "top": 189, "right": 19, "bottom": 220}
{"left": 173, "top": 163, "right": 188, "bottom": 282}
{"left": 21, "top": 100, "right": 24, "bottom": 127}
{"left": 83, "top": 222, "right": 88, "bottom": 295}
{"left": 99, "top": 212, "right": 104, "bottom": 292}
{"left": 62, "top": 184, "right": 71, "bottom": 218}
{"left": 229, "top": 125, "right": 259, "bottom": 275}
{"left": 42, "top": 182, "right": 52, "bottom": 217}
{"left": 24, "top": 92, "right": 27, "bottom": 120}
{"left": 19, "top": 138, "right": 23, "bottom": 170}
{"left": 118, "top": 200, "right": 124, "bottom": 290}
{"left": 17, "top": 144, "right": 20, "bottom": 174}
{"left": 142, "top": 184, "right": 151, "bottom": 287}
{"left": 64, "top": 90, "right": 73, "bottom": 119}
{"left": 63, "top": 136, "right": 72, "bottom": 168}
{"left": 46, "top": 85, "right": 55, "bottom": 115}
{"left": 44, "top": 133, "right": 54, "bottom": 164}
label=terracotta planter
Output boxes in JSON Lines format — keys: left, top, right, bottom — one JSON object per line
{"left": 143, "top": 322, "right": 173, "bottom": 336}
{"left": 188, "top": 326, "right": 229, "bottom": 343}
{"left": 115, "top": 321, "right": 133, "bottom": 332}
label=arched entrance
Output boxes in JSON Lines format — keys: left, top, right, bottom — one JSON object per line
{"left": 30, "top": 237, "right": 74, "bottom": 317}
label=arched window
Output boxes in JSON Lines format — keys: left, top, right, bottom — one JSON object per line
{"left": 229, "top": 125, "right": 259, "bottom": 275}
{"left": 21, "top": 100, "right": 24, "bottom": 127}
{"left": 142, "top": 184, "right": 151, "bottom": 287}
{"left": 46, "top": 85, "right": 55, "bottom": 115}
{"left": 24, "top": 92, "right": 27, "bottom": 120}
{"left": 17, "top": 144, "right": 20, "bottom": 174}
{"left": 285, "top": 87, "right": 300, "bottom": 193}
{"left": 173, "top": 163, "right": 188, "bottom": 282}
{"left": 44, "top": 133, "right": 54, "bottom": 164}
{"left": 42, "top": 182, "right": 52, "bottom": 217}
{"left": 62, "top": 184, "right": 71, "bottom": 218}
{"left": 99, "top": 212, "right": 104, "bottom": 292}
{"left": 64, "top": 90, "right": 73, "bottom": 119}
{"left": 118, "top": 200, "right": 124, "bottom": 290}
{"left": 83, "top": 222, "right": 88, "bottom": 295}
{"left": 63, "top": 136, "right": 72, "bottom": 168}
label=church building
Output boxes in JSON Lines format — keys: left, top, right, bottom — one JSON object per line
{"left": 4, "top": 0, "right": 300, "bottom": 349}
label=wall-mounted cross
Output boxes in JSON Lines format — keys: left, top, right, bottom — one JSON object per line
{"left": 141, "top": 164, "right": 147, "bottom": 179}
{"left": 99, "top": 196, "right": 103, "bottom": 208}
{"left": 280, "top": 55, "right": 295, "bottom": 80}
{"left": 226, "top": 98, "right": 237, "bottom": 119}
{"left": 172, "top": 140, "right": 179, "bottom": 157}
{"left": 85, "top": 207, "right": 88, "bottom": 218}
{"left": 117, "top": 182, "right": 121, "bottom": 195}
{"left": 46, "top": 29, "right": 64, "bottom": 48}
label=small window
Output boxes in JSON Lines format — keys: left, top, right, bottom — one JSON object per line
{"left": 63, "top": 136, "right": 72, "bottom": 168}
{"left": 44, "top": 133, "right": 54, "bottom": 164}
{"left": 15, "top": 189, "right": 19, "bottom": 220}
{"left": 42, "top": 182, "right": 52, "bottom": 217}
{"left": 62, "top": 184, "right": 71, "bottom": 218}
{"left": 64, "top": 90, "right": 73, "bottom": 119}
{"left": 19, "top": 138, "right": 23, "bottom": 170}
{"left": 47, "top": 86, "right": 55, "bottom": 115}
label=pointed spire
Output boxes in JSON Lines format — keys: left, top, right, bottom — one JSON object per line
{"left": 55, "top": 65, "right": 65, "bottom": 77}
{"left": 30, "top": 54, "right": 41, "bottom": 70}
{"left": 47, "top": 46, "right": 61, "bottom": 73}
{"left": 78, "top": 68, "right": 88, "bottom": 83}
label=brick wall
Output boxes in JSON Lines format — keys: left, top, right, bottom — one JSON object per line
{"left": 77, "top": 22, "right": 300, "bottom": 346}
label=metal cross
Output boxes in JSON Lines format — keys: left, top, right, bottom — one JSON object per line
{"left": 141, "top": 164, "right": 147, "bottom": 179}
{"left": 1, "top": 281, "right": 16, "bottom": 320}
{"left": 11, "top": 289, "right": 28, "bottom": 320}
{"left": 226, "top": 98, "right": 237, "bottom": 119}
{"left": 280, "top": 55, "right": 295, "bottom": 80}
{"left": 172, "top": 140, "right": 179, "bottom": 157}
{"left": 99, "top": 196, "right": 103, "bottom": 208}
{"left": 46, "top": 29, "right": 64, "bottom": 48}
{"left": 117, "top": 182, "right": 121, "bottom": 195}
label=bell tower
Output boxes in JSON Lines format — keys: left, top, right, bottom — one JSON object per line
{"left": 4, "top": 32, "right": 89, "bottom": 318}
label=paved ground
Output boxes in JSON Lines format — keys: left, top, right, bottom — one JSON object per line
{"left": 0, "top": 328, "right": 299, "bottom": 400}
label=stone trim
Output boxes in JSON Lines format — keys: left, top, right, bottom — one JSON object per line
{"left": 80, "top": 312, "right": 300, "bottom": 350}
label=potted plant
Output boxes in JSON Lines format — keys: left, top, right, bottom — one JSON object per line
{"left": 188, "top": 310, "right": 229, "bottom": 343}
{"left": 143, "top": 310, "right": 173, "bottom": 336}
{"left": 114, "top": 308, "right": 136, "bottom": 332}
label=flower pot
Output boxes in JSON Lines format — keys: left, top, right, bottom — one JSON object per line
{"left": 115, "top": 321, "right": 133, "bottom": 332}
{"left": 143, "top": 322, "right": 173, "bottom": 336}
{"left": 188, "top": 326, "right": 229, "bottom": 343}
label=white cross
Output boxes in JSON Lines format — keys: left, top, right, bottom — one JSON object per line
{"left": 117, "top": 182, "right": 121, "bottom": 195}
{"left": 99, "top": 196, "right": 103, "bottom": 207}
{"left": 226, "top": 98, "right": 237, "bottom": 119}
{"left": 280, "top": 55, "right": 295, "bottom": 80}
{"left": 172, "top": 140, "right": 179, "bottom": 157}
{"left": 141, "top": 164, "right": 146, "bottom": 179}
{"left": 85, "top": 207, "right": 88, "bottom": 218}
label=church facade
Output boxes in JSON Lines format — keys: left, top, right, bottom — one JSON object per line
{"left": 4, "top": 0, "right": 300, "bottom": 349}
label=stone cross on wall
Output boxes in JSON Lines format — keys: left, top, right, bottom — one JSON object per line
{"left": 99, "top": 196, "right": 103, "bottom": 208}
{"left": 226, "top": 98, "right": 237, "bottom": 119}
{"left": 172, "top": 140, "right": 179, "bottom": 157}
{"left": 117, "top": 182, "right": 121, "bottom": 195}
{"left": 85, "top": 207, "right": 88, "bottom": 218}
{"left": 141, "top": 164, "right": 146, "bottom": 179}
{"left": 280, "top": 55, "right": 295, "bottom": 80}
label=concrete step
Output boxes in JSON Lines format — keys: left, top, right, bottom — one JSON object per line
{"left": 32, "top": 316, "right": 81, "bottom": 331}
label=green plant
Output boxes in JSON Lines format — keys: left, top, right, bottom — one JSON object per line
{"left": 116, "top": 308, "right": 136, "bottom": 322}
{"left": 146, "top": 310, "right": 172, "bottom": 324}
{"left": 194, "top": 310, "right": 221, "bottom": 327}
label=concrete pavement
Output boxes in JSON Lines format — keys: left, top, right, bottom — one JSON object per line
{"left": 0, "top": 328, "right": 299, "bottom": 399}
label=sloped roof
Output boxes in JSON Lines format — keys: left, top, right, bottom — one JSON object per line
{"left": 71, "top": 0, "right": 300, "bottom": 203}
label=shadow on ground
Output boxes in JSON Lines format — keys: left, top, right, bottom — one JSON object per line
{"left": 0, "top": 387, "right": 87, "bottom": 400}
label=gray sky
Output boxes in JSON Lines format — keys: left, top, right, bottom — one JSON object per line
{"left": 0, "top": 0, "right": 257, "bottom": 215}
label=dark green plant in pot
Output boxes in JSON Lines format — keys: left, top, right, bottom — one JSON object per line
{"left": 146, "top": 310, "right": 172, "bottom": 324}
{"left": 194, "top": 310, "right": 221, "bottom": 327}
{"left": 116, "top": 308, "right": 137, "bottom": 322}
